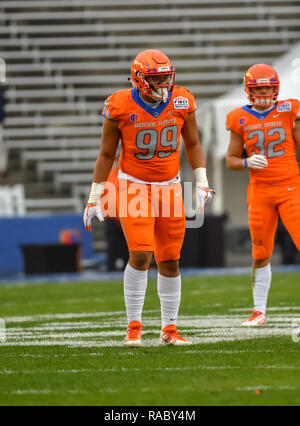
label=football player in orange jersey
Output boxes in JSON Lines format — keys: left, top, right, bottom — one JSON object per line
{"left": 226, "top": 63, "right": 300, "bottom": 326}
{"left": 83, "top": 49, "right": 214, "bottom": 346}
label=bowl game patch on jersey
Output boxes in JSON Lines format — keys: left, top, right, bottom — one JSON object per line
{"left": 277, "top": 102, "right": 292, "bottom": 112}
{"left": 173, "top": 96, "right": 189, "bottom": 109}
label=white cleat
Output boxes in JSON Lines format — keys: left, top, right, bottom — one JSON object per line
{"left": 241, "top": 311, "right": 267, "bottom": 327}
{"left": 123, "top": 321, "right": 143, "bottom": 348}
{"left": 159, "top": 324, "right": 192, "bottom": 346}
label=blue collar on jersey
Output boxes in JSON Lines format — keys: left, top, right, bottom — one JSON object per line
{"left": 131, "top": 88, "right": 171, "bottom": 118}
{"left": 242, "top": 102, "right": 278, "bottom": 120}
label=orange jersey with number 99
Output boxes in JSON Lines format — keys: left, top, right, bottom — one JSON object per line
{"left": 102, "top": 86, "right": 197, "bottom": 182}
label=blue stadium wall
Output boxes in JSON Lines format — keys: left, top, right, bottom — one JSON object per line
{"left": 0, "top": 214, "right": 93, "bottom": 276}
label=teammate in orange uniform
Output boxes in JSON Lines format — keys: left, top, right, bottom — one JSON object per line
{"left": 226, "top": 63, "right": 300, "bottom": 326}
{"left": 83, "top": 49, "right": 214, "bottom": 346}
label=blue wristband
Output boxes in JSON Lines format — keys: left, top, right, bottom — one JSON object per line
{"left": 243, "top": 158, "right": 249, "bottom": 169}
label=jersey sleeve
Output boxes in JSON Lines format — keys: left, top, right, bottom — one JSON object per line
{"left": 292, "top": 98, "right": 300, "bottom": 120}
{"left": 185, "top": 88, "right": 198, "bottom": 113}
{"left": 175, "top": 86, "right": 198, "bottom": 114}
{"left": 102, "top": 91, "right": 124, "bottom": 121}
{"left": 187, "top": 89, "right": 198, "bottom": 113}
{"left": 226, "top": 109, "right": 243, "bottom": 135}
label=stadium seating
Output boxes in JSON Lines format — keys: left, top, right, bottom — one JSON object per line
{"left": 21, "top": 149, "right": 99, "bottom": 167}
{"left": 0, "top": 0, "right": 299, "bottom": 215}
{"left": 0, "top": 184, "right": 81, "bottom": 215}
{"left": 7, "top": 137, "right": 101, "bottom": 150}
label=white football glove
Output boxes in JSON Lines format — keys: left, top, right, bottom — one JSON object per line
{"left": 83, "top": 203, "right": 104, "bottom": 232}
{"left": 196, "top": 184, "right": 216, "bottom": 210}
{"left": 246, "top": 154, "right": 268, "bottom": 169}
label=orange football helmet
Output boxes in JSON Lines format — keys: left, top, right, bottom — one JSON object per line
{"left": 244, "top": 64, "right": 280, "bottom": 107}
{"left": 131, "top": 49, "right": 175, "bottom": 102}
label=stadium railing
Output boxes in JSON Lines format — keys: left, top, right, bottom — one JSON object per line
{"left": 6, "top": 138, "right": 101, "bottom": 150}
{"left": 7, "top": 71, "right": 251, "bottom": 87}
{"left": 1, "top": 5, "right": 300, "bottom": 21}
{"left": 2, "top": 31, "right": 299, "bottom": 49}
{"left": 0, "top": 44, "right": 291, "bottom": 61}
{"left": 37, "top": 161, "right": 96, "bottom": 181}
{"left": 4, "top": 126, "right": 101, "bottom": 138}
{"left": 54, "top": 173, "right": 93, "bottom": 192}
{"left": 6, "top": 102, "right": 100, "bottom": 112}
{"left": 5, "top": 115, "right": 100, "bottom": 127}
{"left": 21, "top": 149, "right": 99, "bottom": 168}
{"left": 4, "top": 54, "right": 290, "bottom": 75}
{"left": 1, "top": 18, "right": 299, "bottom": 36}
{"left": 1, "top": 0, "right": 300, "bottom": 7}
{"left": 25, "top": 198, "right": 83, "bottom": 214}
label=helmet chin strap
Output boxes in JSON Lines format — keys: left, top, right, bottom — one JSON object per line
{"left": 152, "top": 87, "right": 169, "bottom": 102}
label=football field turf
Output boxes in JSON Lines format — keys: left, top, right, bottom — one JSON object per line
{"left": 0, "top": 272, "right": 299, "bottom": 406}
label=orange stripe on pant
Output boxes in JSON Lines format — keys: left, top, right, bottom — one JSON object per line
{"left": 247, "top": 178, "right": 300, "bottom": 260}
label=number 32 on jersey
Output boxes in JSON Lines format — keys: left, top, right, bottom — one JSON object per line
{"left": 248, "top": 127, "right": 286, "bottom": 158}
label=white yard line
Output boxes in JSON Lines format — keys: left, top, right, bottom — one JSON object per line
{"left": 184, "top": 349, "right": 287, "bottom": 354}
{"left": 4, "top": 310, "right": 160, "bottom": 324}
{"left": 236, "top": 385, "right": 298, "bottom": 391}
{"left": 230, "top": 307, "right": 300, "bottom": 312}
{"left": 9, "top": 389, "right": 85, "bottom": 395}
{"left": 2, "top": 388, "right": 118, "bottom": 395}
{"left": 0, "top": 353, "right": 105, "bottom": 358}
{"left": 1, "top": 311, "right": 299, "bottom": 348}
{"left": 1, "top": 365, "right": 300, "bottom": 376}
{"left": 3, "top": 385, "right": 298, "bottom": 395}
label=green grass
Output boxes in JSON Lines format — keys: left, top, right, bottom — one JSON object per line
{"left": 0, "top": 272, "right": 300, "bottom": 406}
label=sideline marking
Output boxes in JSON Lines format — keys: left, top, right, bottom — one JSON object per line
{"left": 1, "top": 365, "right": 300, "bottom": 376}
{"left": 1, "top": 311, "right": 300, "bottom": 348}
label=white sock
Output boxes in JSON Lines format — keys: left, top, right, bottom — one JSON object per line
{"left": 157, "top": 273, "right": 181, "bottom": 329}
{"left": 124, "top": 263, "right": 148, "bottom": 324}
{"left": 252, "top": 264, "right": 272, "bottom": 315}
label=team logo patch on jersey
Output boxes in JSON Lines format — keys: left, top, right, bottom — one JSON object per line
{"left": 130, "top": 113, "right": 139, "bottom": 122}
{"left": 239, "top": 117, "right": 247, "bottom": 125}
{"left": 277, "top": 102, "right": 292, "bottom": 112}
{"left": 173, "top": 96, "right": 189, "bottom": 109}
